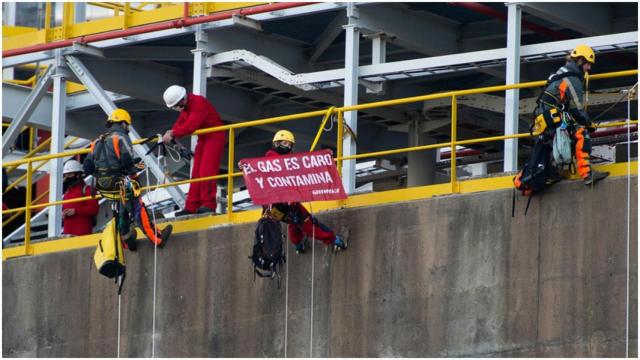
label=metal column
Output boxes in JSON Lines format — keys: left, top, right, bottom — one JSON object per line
{"left": 65, "top": 55, "right": 186, "bottom": 208}
{"left": 342, "top": 3, "right": 360, "bottom": 194}
{"left": 48, "top": 55, "right": 67, "bottom": 237}
{"left": 503, "top": 3, "right": 521, "bottom": 172}
{"left": 407, "top": 117, "right": 436, "bottom": 187}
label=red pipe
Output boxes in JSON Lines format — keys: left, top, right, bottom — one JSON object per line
{"left": 592, "top": 125, "right": 638, "bottom": 138}
{"left": 440, "top": 149, "right": 483, "bottom": 159}
{"left": 450, "top": 2, "right": 569, "bottom": 40}
{"left": 3, "top": 2, "right": 315, "bottom": 58}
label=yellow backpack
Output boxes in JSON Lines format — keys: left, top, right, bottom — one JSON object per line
{"left": 93, "top": 218, "right": 126, "bottom": 293}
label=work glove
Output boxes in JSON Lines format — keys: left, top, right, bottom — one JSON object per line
{"left": 586, "top": 122, "right": 597, "bottom": 134}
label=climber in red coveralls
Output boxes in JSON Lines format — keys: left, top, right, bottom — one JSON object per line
{"left": 61, "top": 160, "right": 99, "bottom": 236}
{"left": 261, "top": 130, "right": 347, "bottom": 254}
{"left": 161, "top": 85, "right": 226, "bottom": 216}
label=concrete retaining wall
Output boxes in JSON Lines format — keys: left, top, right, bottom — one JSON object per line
{"left": 3, "top": 176, "right": 638, "bottom": 357}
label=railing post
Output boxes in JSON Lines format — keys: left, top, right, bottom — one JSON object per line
{"left": 450, "top": 95, "right": 458, "bottom": 193}
{"left": 310, "top": 107, "right": 335, "bottom": 152}
{"left": 337, "top": 110, "right": 344, "bottom": 177}
{"left": 44, "top": 2, "right": 52, "bottom": 43}
{"left": 227, "top": 128, "right": 235, "bottom": 218}
{"left": 24, "top": 161, "right": 33, "bottom": 255}
{"left": 123, "top": 2, "right": 130, "bottom": 29}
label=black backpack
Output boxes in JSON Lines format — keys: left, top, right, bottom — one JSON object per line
{"left": 249, "top": 217, "right": 286, "bottom": 285}
{"left": 512, "top": 139, "right": 558, "bottom": 216}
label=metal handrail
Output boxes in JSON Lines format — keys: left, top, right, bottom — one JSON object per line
{"left": 2, "top": 69, "right": 637, "bottom": 251}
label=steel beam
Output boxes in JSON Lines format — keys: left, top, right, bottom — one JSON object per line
{"left": 191, "top": 27, "right": 209, "bottom": 206}
{"left": 74, "top": 58, "right": 183, "bottom": 104}
{"left": 520, "top": 3, "right": 612, "bottom": 36}
{"left": 309, "top": 10, "right": 346, "bottom": 63}
{"left": 282, "top": 32, "right": 637, "bottom": 86}
{"left": 356, "top": 4, "right": 458, "bottom": 55}
{"left": 64, "top": 55, "right": 187, "bottom": 208}
{"left": 503, "top": 3, "right": 521, "bottom": 172}
{"left": 2, "top": 66, "right": 53, "bottom": 155}
{"left": 342, "top": 4, "right": 360, "bottom": 194}
{"left": 48, "top": 58, "right": 67, "bottom": 237}
{"left": 2, "top": 83, "right": 106, "bottom": 139}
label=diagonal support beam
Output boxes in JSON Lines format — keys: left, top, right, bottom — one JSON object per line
{"left": 64, "top": 55, "right": 186, "bottom": 208}
{"left": 2, "top": 65, "right": 53, "bottom": 155}
{"left": 309, "top": 10, "right": 346, "bottom": 63}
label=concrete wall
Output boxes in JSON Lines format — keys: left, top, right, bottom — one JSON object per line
{"left": 3, "top": 176, "right": 638, "bottom": 357}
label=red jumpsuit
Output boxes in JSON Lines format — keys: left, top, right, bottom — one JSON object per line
{"left": 264, "top": 149, "right": 337, "bottom": 246}
{"left": 62, "top": 182, "right": 99, "bottom": 236}
{"left": 172, "top": 93, "right": 226, "bottom": 212}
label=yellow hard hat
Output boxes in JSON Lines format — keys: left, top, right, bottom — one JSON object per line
{"left": 570, "top": 45, "right": 595, "bottom": 64}
{"left": 108, "top": 108, "right": 132, "bottom": 125}
{"left": 273, "top": 130, "right": 295, "bottom": 143}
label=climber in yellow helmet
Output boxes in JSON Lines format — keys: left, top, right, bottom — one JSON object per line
{"left": 533, "top": 44, "right": 608, "bottom": 186}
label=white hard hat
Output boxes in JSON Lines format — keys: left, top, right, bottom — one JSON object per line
{"left": 163, "top": 85, "right": 187, "bottom": 108}
{"left": 63, "top": 160, "right": 83, "bottom": 174}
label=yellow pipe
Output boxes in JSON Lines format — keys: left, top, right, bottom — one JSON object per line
{"left": 596, "top": 120, "right": 638, "bottom": 128}
{"left": 588, "top": 70, "right": 638, "bottom": 80}
{"left": 227, "top": 128, "right": 235, "bottom": 217}
{"left": 5, "top": 137, "right": 51, "bottom": 175}
{"left": 450, "top": 95, "right": 458, "bottom": 192}
{"left": 309, "top": 107, "right": 335, "bottom": 152}
{"left": 28, "top": 127, "right": 34, "bottom": 153}
{"left": 337, "top": 111, "right": 344, "bottom": 177}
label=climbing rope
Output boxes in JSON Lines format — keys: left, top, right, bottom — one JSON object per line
{"left": 592, "top": 83, "right": 638, "bottom": 124}
{"left": 117, "top": 275, "right": 122, "bottom": 358}
{"left": 284, "top": 227, "right": 289, "bottom": 357}
{"left": 624, "top": 83, "right": 636, "bottom": 358}
{"left": 308, "top": 202, "right": 315, "bottom": 357}
{"left": 147, "top": 134, "right": 164, "bottom": 357}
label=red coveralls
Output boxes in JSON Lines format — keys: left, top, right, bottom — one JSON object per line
{"left": 264, "top": 149, "right": 337, "bottom": 246}
{"left": 172, "top": 93, "right": 226, "bottom": 212}
{"left": 62, "top": 182, "right": 99, "bottom": 236}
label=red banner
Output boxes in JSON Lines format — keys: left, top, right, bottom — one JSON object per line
{"left": 239, "top": 149, "right": 347, "bottom": 205}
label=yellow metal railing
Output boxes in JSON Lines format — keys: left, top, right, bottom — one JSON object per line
{"left": 2, "top": 69, "right": 638, "bottom": 255}
{"left": 2, "top": 2, "right": 265, "bottom": 51}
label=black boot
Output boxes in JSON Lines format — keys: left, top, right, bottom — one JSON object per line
{"left": 157, "top": 224, "right": 173, "bottom": 248}
{"left": 584, "top": 171, "right": 609, "bottom": 185}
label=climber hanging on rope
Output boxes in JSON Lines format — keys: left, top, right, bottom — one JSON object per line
{"left": 83, "top": 108, "right": 173, "bottom": 252}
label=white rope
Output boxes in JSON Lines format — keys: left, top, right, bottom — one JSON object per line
{"left": 117, "top": 291, "right": 122, "bottom": 358}
{"left": 624, "top": 83, "right": 636, "bottom": 358}
{"left": 308, "top": 202, "right": 315, "bottom": 357}
{"left": 148, "top": 135, "right": 164, "bottom": 357}
{"left": 284, "top": 226, "right": 289, "bottom": 358}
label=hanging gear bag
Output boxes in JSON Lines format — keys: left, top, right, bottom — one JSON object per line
{"left": 512, "top": 139, "right": 558, "bottom": 216}
{"left": 249, "top": 217, "right": 286, "bottom": 285}
{"left": 93, "top": 217, "right": 126, "bottom": 293}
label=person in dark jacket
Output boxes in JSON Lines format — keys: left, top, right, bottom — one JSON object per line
{"left": 83, "top": 108, "right": 172, "bottom": 250}
{"left": 258, "top": 130, "right": 347, "bottom": 254}
{"left": 162, "top": 85, "right": 226, "bottom": 216}
{"left": 534, "top": 44, "right": 608, "bottom": 185}
{"left": 61, "top": 159, "right": 99, "bottom": 236}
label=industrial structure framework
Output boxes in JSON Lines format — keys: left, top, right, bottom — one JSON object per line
{"left": 1, "top": 2, "right": 638, "bottom": 244}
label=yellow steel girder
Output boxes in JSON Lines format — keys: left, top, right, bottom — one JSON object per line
{"left": 3, "top": 2, "right": 265, "bottom": 51}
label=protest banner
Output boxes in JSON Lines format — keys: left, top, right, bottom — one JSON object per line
{"left": 239, "top": 149, "right": 347, "bottom": 205}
